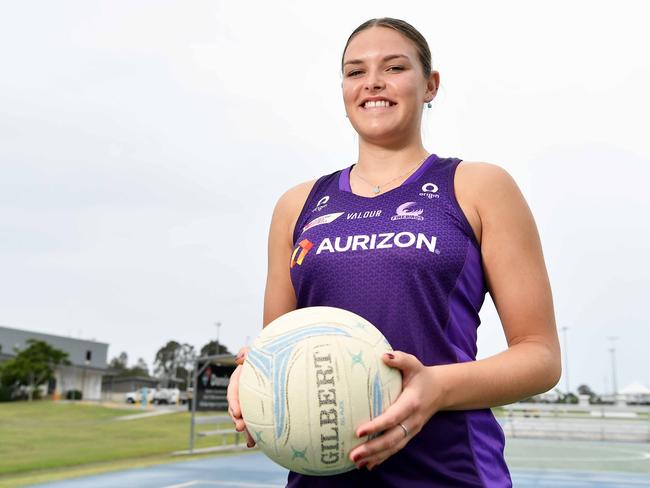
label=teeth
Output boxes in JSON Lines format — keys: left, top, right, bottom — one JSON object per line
{"left": 364, "top": 100, "right": 392, "bottom": 108}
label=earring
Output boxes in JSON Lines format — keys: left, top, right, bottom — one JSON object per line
{"left": 427, "top": 102, "right": 432, "bottom": 108}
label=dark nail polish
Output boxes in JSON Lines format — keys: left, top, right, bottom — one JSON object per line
{"left": 386, "top": 353, "right": 395, "bottom": 359}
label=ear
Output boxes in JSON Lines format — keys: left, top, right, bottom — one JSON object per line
{"left": 425, "top": 70, "right": 440, "bottom": 103}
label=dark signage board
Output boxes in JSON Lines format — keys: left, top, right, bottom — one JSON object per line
{"left": 195, "top": 362, "right": 236, "bottom": 411}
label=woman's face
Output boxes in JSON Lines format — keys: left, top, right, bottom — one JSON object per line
{"left": 342, "top": 27, "right": 437, "bottom": 146}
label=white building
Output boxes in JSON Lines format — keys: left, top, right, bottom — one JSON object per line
{"left": 0, "top": 325, "right": 108, "bottom": 400}
{"left": 619, "top": 382, "right": 650, "bottom": 405}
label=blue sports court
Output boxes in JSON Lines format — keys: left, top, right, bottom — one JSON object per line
{"left": 31, "top": 438, "right": 650, "bottom": 488}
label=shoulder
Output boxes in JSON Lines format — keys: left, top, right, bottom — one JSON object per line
{"left": 270, "top": 179, "right": 318, "bottom": 242}
{"left": 453, "top": 161, "right": 525, "bottom": 245}
{"left": 456, "top": 160, "right": 515, "bottom": 191}
{"left": 273, "top": 179, "right": 318, "bottom": 217}
{"left": 455, "top": 160, "right": 522, "bottom": 213}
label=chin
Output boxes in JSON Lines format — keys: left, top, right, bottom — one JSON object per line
{"left": 353, "top": 122, "right": 402, "bottom": 143}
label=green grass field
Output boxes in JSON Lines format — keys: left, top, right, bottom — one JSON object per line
{"left": 0, "top": 401, "right": 239, "bottom": 486}
{"left": 2, "top": 402, "right": 649, "bottom": 488}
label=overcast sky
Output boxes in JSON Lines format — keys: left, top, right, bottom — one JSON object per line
{"left": 1, "top": 1, "right": 648, "bottom": 394}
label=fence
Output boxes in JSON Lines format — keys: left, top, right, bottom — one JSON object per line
{"left": 498, "top": 403, "right": 650, "bottom": 442}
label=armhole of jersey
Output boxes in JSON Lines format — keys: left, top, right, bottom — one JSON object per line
{"left": 291, "top": 174, "right": 330, "bottom": 246}
{"left": 447, "top": 159, "right": 481, "bottom": 251}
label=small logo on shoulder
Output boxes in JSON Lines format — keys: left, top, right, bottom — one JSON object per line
{"left": 391, "top": 202, "right": 424, "bottom": 221}
{"left": 312, "top": 195, "right": 330, "bottom": 212}
{"left": 419, "top": 182, "right": 440, "bottom": 199}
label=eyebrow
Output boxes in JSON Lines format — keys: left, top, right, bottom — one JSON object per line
{"left": 343, "top": 54, "right": 410, "bottom": 67}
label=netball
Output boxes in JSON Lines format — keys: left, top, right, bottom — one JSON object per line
{"left": 238, "top": 306, "right": 402, "bottom": 475}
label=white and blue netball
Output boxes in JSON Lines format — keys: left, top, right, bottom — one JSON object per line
{"left": 239, "top": 306, "right": 402, "bottom": 476}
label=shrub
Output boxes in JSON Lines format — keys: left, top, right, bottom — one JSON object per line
{"left": 65, "top": 390, "right": 82, "bottom": 400}
{"left": 0, "top": 384, "right": 14, "bottom": 402}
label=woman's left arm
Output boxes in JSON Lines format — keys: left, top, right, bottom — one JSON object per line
{"left": 349, "top": 163, "right": 561, "bottom": 469}
{"left": 434, "top": 162, "right": 561, "bottom": 409}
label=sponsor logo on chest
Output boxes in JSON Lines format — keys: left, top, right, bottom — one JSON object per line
{"left": 346, "top": 209, "right": 382, "bottom": 220}
{"left": 289, "top": 231, "right": 439, "bottom": 269}
{"left": 312, "top": 195, "right": 330, "bottom": 212}
{"left": 302, "top": 212, "right": 344, "bottom": 233}
{"left": 419, "top": 182, "right": 440, "bottom": 199}
{"left": 316, "top": 231, "right": 437, "bottom": 255}
{"left": 391, "top": 202, "right": 424, "bottom": 221}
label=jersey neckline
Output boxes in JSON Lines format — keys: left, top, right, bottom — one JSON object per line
{"left": 338, "top": 153, "right": 440, "bottom": 199}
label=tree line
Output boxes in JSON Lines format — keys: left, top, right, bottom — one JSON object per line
{"left": 0, "top": 338, "right": 232, "bottom": 401}
{"left": 130, "top": 339, "right": 232, "bottom": 390}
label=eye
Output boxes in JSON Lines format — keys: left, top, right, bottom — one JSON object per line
{"left": 346, "top": 70, "right": 363, "bottom": 77}
{"left": 387, "top": 66, "right": 405, "bottom": 72}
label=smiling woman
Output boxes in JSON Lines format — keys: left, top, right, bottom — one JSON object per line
{"left": 341, "top": 20, "right": 437, "bottom": 155}
{"left": 227, "top": 16, "right": 561, "bottom": 488}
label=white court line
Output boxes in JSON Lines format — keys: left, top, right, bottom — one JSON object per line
{"left": 508, "top": 449, "right": 650, "bottom": 463}
{"left": 515, "top": 473, "right": 650, "bottom": 486}
{"left": 162, "top": 482, "right": 199, "bottom": 488}
{"left": 162, "top": 481, "right": 283, "bottom": 488}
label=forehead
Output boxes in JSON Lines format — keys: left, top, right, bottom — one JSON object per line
{"left": 344, "top": 27, "right": 417, "bottom": 63}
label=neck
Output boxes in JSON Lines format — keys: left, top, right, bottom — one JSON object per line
{"left": 355, "top": 136, "right": 429, "bottom": 180}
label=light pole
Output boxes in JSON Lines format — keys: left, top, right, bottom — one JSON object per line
{"left": 607, "top": 336, "right": 618, "bottom": 396}
{"left": 215, "top": 322, "right": 222, "bottom": 352}
{"left": 561, "top": 326, "right": 570, "bottom": 395}
{"left": 82, "top": 359, "right": 89, "bottom": 401}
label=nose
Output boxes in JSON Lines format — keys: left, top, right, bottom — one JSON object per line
{"left": 364, "top": 68, "right": 385, "bottom": 91}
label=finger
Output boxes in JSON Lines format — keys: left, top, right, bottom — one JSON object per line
{"left": 228, "top": 397, "right": 242, "bottom": 419}
{"left": 381, "top": 351, "right": 421, "bottom": 378}
{"left": 227, "top": 366, "right": 243, "bottom": 419}
{"left": 354, "top": 424, "right": 410, "bottom": 469}
{"left": 355, "top": 391, "right": 416, "bottom": 438}
{"left": 244, "top": 427, "right": 256, "bottom": 448}
{"left": 235, "top": 346, "right": 250, "bottom": 365}
{"left": 234, "top": 417, "right": 247, "bottom": 432}
{"left": 228, "top": 398, "right": 242, "bottom": 422}
{"left": 350, "top": 420, "right": 410, "bottom": 463}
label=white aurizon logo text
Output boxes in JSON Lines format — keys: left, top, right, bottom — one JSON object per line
{"left": 315, "top": 232, "right": 437, "bottom": 254}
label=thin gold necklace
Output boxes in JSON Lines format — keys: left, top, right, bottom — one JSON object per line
{"left": 352, "top": 154, "right": 430, "bottom": 195}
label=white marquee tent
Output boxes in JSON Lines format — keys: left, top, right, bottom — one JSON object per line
{"left": 619, "top": 382, "right": 650, "bottom": 404}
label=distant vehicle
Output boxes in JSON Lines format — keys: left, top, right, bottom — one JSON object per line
{"left": 152, "top": 388, "right": 188, "bottom": 405}
{"left": 125, "top": 388, "right": 155, "bottom": 404}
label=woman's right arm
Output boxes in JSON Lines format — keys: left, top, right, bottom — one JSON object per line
{"left": 227, "top": 179, "right": 316, "bottom": 447}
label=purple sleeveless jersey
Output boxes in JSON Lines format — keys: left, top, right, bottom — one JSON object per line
{"left": 287, "top": 154, "right": 512, "bottom": 487}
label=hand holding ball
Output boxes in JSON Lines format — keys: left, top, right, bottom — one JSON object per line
{"left": 238, "top": 306, "right": 402, "bottom": 475}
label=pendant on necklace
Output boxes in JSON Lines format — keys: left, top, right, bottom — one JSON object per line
{"left": 373, "top": 186, "right": 380, "bottom": 194}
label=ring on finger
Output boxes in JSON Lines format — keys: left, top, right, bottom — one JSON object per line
{"left": 398, "top": 422, "right": 409, "bottom": 438}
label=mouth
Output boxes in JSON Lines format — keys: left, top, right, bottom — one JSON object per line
{"left": 359, "top": 98, "right": 397, "bottom": 110}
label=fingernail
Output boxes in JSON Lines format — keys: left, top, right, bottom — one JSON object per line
{"left": 356, "top": 461, "right": 367, "bottom": 469}
{"left": 351, "top": 453, "right": 360, "bottom": 462}
{"left": 386, "top": 353, "right": 394, "bottom": 359}
{"left": 357, "top": 430, "right": 366, "bottom": 438}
